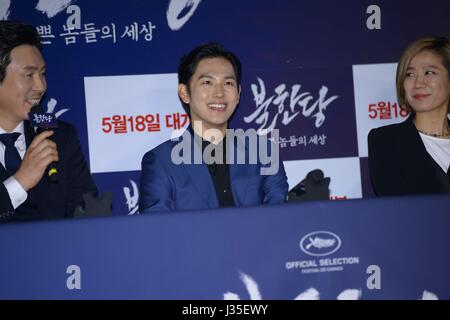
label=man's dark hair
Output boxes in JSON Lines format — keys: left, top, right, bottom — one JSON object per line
{"left": 0, "top": 21, "right": 41, "bottom": 83}
{"left": 177, "top": 42, "right": 242, "bottom": 114}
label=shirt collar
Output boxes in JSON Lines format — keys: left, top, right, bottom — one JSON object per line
{"left": 0, "top": 122, "right": 26, "bottom": 151}
{"left": 0, "top": 121, "right": 25, "bottom": 135}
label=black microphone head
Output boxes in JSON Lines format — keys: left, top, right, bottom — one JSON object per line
{"left": 307, "top": 169, "right": 324, "bottom": 183}
{"left": 28, "top": 104, "right": 58, "bottom": 129}
{"left": 30, "top": 103, "right": 43, "bottom": 113}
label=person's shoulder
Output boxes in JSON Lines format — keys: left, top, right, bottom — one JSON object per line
{"left": 368, "top": 119, "right": 408, "bottom": 138}
{"left": 47, "top": 120, "right": 80, "bottom": 144}
{"left": 367, "top": 118, "right": 415, "bottom": 153}
{"left": 142, "top": 134, "right": 182, "bottom": 163}
{"left": 143, "top": 140, "right": 168, "bottom": 160}
{"left": 55, "top": 120, "right": 77, "bottom": 134}
{"left": 231, "top": 130, "right": 276, "bottom": 149}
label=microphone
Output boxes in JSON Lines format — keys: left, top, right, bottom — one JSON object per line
{"left": 28, "top": 104, "right": 59, "bottom": 182}
{"left": 288, "top": 169, "right": 330, "bottom": 202}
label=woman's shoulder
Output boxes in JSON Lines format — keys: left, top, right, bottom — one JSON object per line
{"left": 368, "top": 117, "right": 412, "bottom": 138}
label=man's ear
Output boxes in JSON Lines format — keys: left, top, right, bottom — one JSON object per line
{"left": 178, "top": 84, "right": 190, "bottom": 104}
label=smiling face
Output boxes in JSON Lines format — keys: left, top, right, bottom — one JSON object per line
{"left": 0, "top": 44, "right": 46, "bottom": 131}
{"left": 403, "top": 50, "right": 450, "bottom": 115}
{"left": 178, "top": 57, "right": 240, "bottom": 135}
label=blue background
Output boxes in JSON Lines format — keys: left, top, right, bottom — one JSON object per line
{"left": 7, "top": 0, "right": 450, "bottom": 215}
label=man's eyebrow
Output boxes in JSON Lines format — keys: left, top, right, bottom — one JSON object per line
{"left": 197, "top": 73, "right": 236, "bottom": 80}
{"left": 197, "top": 73, "right": 214, "bottom": 79}
{"left": 23, "top": 64, "right": 46, "bottom": 71}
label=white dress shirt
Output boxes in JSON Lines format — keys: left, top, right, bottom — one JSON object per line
{"left": 419, "top": 132, "right": 450, "bottom": 173}
{"left": 0, "top": 122, "right": 28, "bottom": 209}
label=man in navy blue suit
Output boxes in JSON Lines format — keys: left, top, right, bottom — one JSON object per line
{"left": 0, "top": 21, "right": 97, "bottom": 222}
{"left": 139, "top": 43, "right": 288, "bottom": 214}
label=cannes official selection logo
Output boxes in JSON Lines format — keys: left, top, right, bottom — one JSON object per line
{"left": 300, "top": 231, "right": 341, "bottom": 257}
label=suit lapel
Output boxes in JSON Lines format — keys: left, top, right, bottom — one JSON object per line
{"left": 229, "top": 164, "right": 248, "bottom": 206}
{"left": 184, "top": 163, "right": 218, "bottom": 208}
{"left": 24, "top": 121, "right": 36, "bottom": 148}
{"left": 0, "top": 121, "right": 35, "bottom": 178}
{"left": 0, "top": 164, "right": 6, "bottom": 180}
{"left": 399, "top": 116, "right": 440, "bottom": 190}
{"left": 23, "top": 121, "right": 48, "bottom": 211}
{"left": 180, "top": 128, "right": 218, "bottom": 208}
{"left": 228, "top": 136, "right": 252, "bottom": 206}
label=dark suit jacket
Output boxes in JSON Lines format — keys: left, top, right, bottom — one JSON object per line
{"left": 368, "top": 115, "right": 450, "bottom": 196}
{"left": 139, "top": 128, "right": 288, "bottom": 213}
{"left": 0, "top": 120, "right": 97, "bottom": 222}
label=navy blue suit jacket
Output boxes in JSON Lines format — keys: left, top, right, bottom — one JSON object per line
{"left": 0, "top": 120, "right": 97, "bottom": 222}
{"left": 139, "top": 128, "right": 288, "bottom": 213}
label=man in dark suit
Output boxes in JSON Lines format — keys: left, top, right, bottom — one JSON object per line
{"left": 0, "top": 21, "right": 97, "bottom": 222}
{"left": 139, "top": 43, "right": 288, "bottom": 213}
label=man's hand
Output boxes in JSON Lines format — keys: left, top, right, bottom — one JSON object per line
{"left": 14, "top": 130, "right": 59, "bottom": 191}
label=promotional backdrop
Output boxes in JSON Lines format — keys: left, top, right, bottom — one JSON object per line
{"left": 4, "top": 0, "right": 450, "bottom": 215}
{"left": 2, "top": 195, "right": 450, "bottom": 299}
